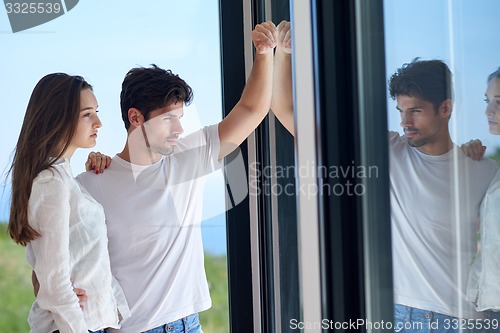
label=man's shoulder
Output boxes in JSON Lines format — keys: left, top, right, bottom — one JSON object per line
{"left": 387, "top": 131, "right": 409, "bottom": 156}
{"left": 462, "top": 153, "right": 497, "bottom": 169}
{"left": 177, "top": 125, "right": 219, "bottom": 147}
{"left": 478, "top": 156, "right": 498, "bottom": 168}
{"left": 76, "top": 166, "right": 119, "bottom": 188}
{"left": 460, "top": 154, "right": 498, "bottom": 184}
{"left": 476, "top": 156, "right": 498, "bottom": 176}
{"left": 75, "top": 169, "right": 119, "bottom": 202}
{"left": 387, "top": 131, "right": 407, "bottom": 146}
{"left": 75, "top": 170, "right": 101, "bottom": 190}
{"left": 388, "top": 130, "right": 401, "bottom": 141}
{"left": 76, "top": 155, "right": 124, "bottom": 185}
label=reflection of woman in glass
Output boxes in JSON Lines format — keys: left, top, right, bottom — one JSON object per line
{"left": 467, "top": 67, "right": 500, "bottom": 328}
{"left": 7, "top": 73, "right": 129, "bottom": 333}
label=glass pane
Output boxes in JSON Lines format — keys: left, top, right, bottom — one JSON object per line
{"left": 384, "top": 0, "right": 500, "bottom": 330}
{"left": 0, "top": 1, "right": 228, "bottom": 332}
{"left": 268, "top": 1, "right": 300, "bottom": 331}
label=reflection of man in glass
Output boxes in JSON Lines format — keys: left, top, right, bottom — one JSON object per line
{"left": 387, "top": 59, "right": 497, "bottom": 332}
{"left": 272, "top": 51, "right": 497, "bottom": 330}
{"left": 74, "top": 22, "right": 277, "bottom": 333}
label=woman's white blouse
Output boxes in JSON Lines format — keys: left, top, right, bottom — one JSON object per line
{"left": 467, "top": 169, "right": 500, "bottom": 311}
{"left": 25, "top": 159, "right": 129, "bottom": 333}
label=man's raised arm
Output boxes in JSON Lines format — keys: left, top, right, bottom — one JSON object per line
{"left": 218, "top": 21, "right": 277, "bottom": 159}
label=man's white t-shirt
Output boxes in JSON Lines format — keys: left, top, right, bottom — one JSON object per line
{"left": 77, "top": 125, "right": 222, "bottom": 333}
{"left": 389, "top": 131, "right": 497, "bottom": 319}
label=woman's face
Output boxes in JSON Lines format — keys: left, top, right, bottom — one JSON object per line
{"left": 68, "top": 89, "right": 101, "bottom": 152}
{"left": 485, "top": 77, "right": 500, "bottom": 135}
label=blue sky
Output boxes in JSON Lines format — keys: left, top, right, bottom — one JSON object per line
{"left": 0, "top": 0, "right": 227, "bottom": 254}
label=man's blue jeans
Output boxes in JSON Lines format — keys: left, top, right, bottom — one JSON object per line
{"left": 394, "top": 304, "right": 493, "bottom": 333}
{"left": 142, "top": 313, "right": 203, "bottom": 333}
{"left": 485, "top": 311, "right": 500, "bottom": 333}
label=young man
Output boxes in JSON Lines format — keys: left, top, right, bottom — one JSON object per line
{"left": 270, "top": 33, "right": 497, "bottom": 329}
{"left": 387, "top": 59, "right": 496, "bottom": 332}
{"left": 76, "top": 21, "right": 277, "bottom": 333}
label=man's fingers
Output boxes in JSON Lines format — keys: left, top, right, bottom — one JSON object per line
{"left": 252, "top": 21, "right": 278, "bottom": 54}
{"left": 277, "top": 20, "right": 288, "bottom": 30}
{"left": 276, "top": 20, "right": 291, "bottom": 53}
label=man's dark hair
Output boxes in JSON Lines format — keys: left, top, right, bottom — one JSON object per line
{"left": 389, "top": 58, "right": 453, "bottom": 111}
{"left": 120, "top": 64, "right": 193, "bottom": 130}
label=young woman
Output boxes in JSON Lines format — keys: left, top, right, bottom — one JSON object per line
{"left": 7, "top": 73, "right": 129, "bottom": 333}
{"left": 466, "top": 67, "right": 500, "bottom": 330}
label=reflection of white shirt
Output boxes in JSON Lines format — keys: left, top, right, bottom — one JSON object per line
{"left": 389, "top": 131, "right": 497, "bottom": 319}
{"left": 26, "top": 158, "right": 130, "bottom": 333}
{"left": 467, "top": 169, "right": 500, "bottom": 311}
{"left": 77, "top": 125, "right": 222, "bottom": 333}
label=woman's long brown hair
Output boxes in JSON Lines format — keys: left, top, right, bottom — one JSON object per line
{"left": 7, "top": 73, "right": 92, "bottom": 246}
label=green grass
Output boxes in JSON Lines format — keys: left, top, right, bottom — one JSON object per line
{"left": 200, "top": 254, "right": 230, "bottom": 333}
{"left": 0, "top": 223, "right": 34, "bottom": 332}
{"left": 0, "top": 223, "right": 229, "bottom": 333}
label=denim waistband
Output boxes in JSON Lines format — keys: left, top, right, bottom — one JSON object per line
{"left": 52, "top": 329, "right": 108, "bottom": 333}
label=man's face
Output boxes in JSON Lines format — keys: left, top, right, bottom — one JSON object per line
{"left": 485, "top": 78, "right": 500, "bottom": 135}
{"left": 397, "top": 95, "right": 448, "bottom": 152}
{"left": 142, "top": 101, "right": 184, "bottom": 156}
